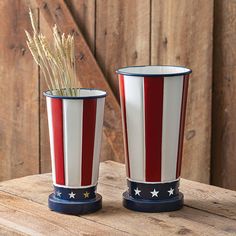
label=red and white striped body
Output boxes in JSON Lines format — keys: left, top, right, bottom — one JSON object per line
{"left": 118, "top": 66, "right": 190, "bottom": 184}
{"left": 45, "top": 89, "right": 106, "bottom": 188}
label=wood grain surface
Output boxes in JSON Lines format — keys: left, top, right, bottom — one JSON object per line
{"left": 211, "top": 0, "right": 236, "bottom": 190}
{"left": 0, "top": 161, "right": 236, "bottom": 235}
{"left": 65, "top": 0, "right": 95, "bottom": 53}
{"left": 96, "top": 0, "right": 150, "bottom": 99}
{"left": 0, "top": 0, "right": 39, "bottom": 180}
{"left": 151, "top": 0, "right": 213, "bottom": 183}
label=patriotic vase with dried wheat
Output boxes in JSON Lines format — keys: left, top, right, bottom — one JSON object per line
{"left": 26, "top": 9, "right": 106, "bottom": 215}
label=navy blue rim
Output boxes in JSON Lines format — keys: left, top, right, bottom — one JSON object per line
{"left": 116, "top": 65, "right": 192, "bottom": 77}
{"left": 43, "top": 88, "right": 107, "bottom": 99}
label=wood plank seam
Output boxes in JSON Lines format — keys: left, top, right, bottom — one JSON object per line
{"left": 0, "top": 217, "right": 43, "bottom": 236}
{"left": 184, "top": 204, "right": 236, "bottom": 221}
{"left": 80, "top": 216, "right": 132, "bottom": 235}
{"left": 37, "top": 6, "right": 42, "bottom": 175}
{"left": 0, "top": 190, "right": 132, "bottom": 235}
{"left": 0, "top": 199, "right": 77, "bottom": 234}
{"left": 0, "top": 224, "right": 26, "bottom": 236}
{"left": 94, "top": 0, "right": 97, "bottom": 57}
{"left": 149, "top": 0, "right": 152, "bottom": 66}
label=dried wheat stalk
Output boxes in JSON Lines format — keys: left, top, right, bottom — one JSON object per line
{"left": 25, "top": 9, "right": 77, "bottom": 96}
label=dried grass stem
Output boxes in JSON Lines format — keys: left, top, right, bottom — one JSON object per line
{"left": 25, "top": 9, "right": 77, "bottom": 96}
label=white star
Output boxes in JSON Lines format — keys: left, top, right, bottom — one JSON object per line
{"left": 150, "top": 189, "right": 159, "bottom": 198}
{"left": 168, "top": 188, "right": 174, "bottom": 196}
{"left": 56, "top": 191, "right": 62, "bottom": 197}
{"left": 134, "top": 187, "right": 141, "bottom": 196}
{"left": 69, "top": 191, "right": 76, "bottom": 199}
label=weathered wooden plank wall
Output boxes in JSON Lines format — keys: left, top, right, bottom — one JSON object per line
{"left": 211, "top": 0, "right": 236, "bottom": 190}
{"left": 96, "top": 0, "right": 150, "bottom": 99}
{"left": 0, "top": 0, "right": 39, "bottom": 179}
{"left": 66, "top": 0, "right": 95, "bottom": 53}
{"left": 0, "top": 0, "right": 235, "bottom": 190}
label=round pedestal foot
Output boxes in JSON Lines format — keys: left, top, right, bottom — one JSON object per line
{"left": 123, "top": 191, "right": 183, "bottom": 213}
{"left": 48, "top": 193, "right": 102, "bottom": 215}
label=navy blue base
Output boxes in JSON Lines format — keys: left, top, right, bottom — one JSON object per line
{"left": 48, "top": 193, "right": 102, "bottom": 215}
{"left": 123, "top": 191, "right": 183, "bottom": 212}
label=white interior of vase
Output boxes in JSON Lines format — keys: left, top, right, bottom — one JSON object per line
{"left": 45, "top": 89, "right": 107, "bottom": 98}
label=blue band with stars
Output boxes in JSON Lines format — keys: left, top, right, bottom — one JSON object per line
{"left": 127, "top": 179, "right": 179, "bottom": 200}
{"left": 53, "top": 185, "right": 97, "bottom": 201}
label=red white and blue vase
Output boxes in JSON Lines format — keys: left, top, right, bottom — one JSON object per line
{"left": 44, "top": 88, "right": 107, "bottom": 215}
{"left": 117, "top": 65, "right": 192, "bottom": 212}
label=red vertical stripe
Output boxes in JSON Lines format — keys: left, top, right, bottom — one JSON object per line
{"left": 176, "top": 75, "right": 189, "bottom": 178}
{"left": 119, "top": 75, "right": 131, "bottom": 178}
{"left": 51, "top": 98, "right": 65, "bottom": 185}
{"left": 144, "top": 77, "right": 164, "bottom": 182}
{"left": 81, "top": 99, "right": 97, "bottom": 186}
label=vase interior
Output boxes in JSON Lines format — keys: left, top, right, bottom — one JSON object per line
{"left": 117, "top": 65, "right": 191, "bottom": 77}
{"left": 44, "top": 88, "right": 107, "bottom": 99}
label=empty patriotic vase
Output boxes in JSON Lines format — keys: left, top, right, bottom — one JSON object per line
{"left": 44, "top": 88, "right": 107, "bottom": 215}
{"left": 117, "top": 65, "right": 192, "bottom": 212}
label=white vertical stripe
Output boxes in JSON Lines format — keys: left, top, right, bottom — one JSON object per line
{"left": 161, "top": 76, "right": 184, "bottom": 181}
{"left": 46, "top": 97, "right": 56, "bottom": 184}
{"left": 63, "top": 99, "right": 83, "bottom": 187}
{"left": 92, "top": 98, "right": 105, "bottom": 185}
{"left": 142, "top": 80, "right": 146, "bottom": 181}
{"left": 124, "top": 76, "right": 145, "bottom": 181}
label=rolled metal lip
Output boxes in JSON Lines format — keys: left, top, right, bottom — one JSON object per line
{"left": 116, "top": 65, "right": 192, "bottom": 77}
{"left": 43, "top": 88, "right": 107, "bottom": 99}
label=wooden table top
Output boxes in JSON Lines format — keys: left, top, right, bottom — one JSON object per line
{"left": 0, "top": 161, "right": 236, "bottom": 236}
